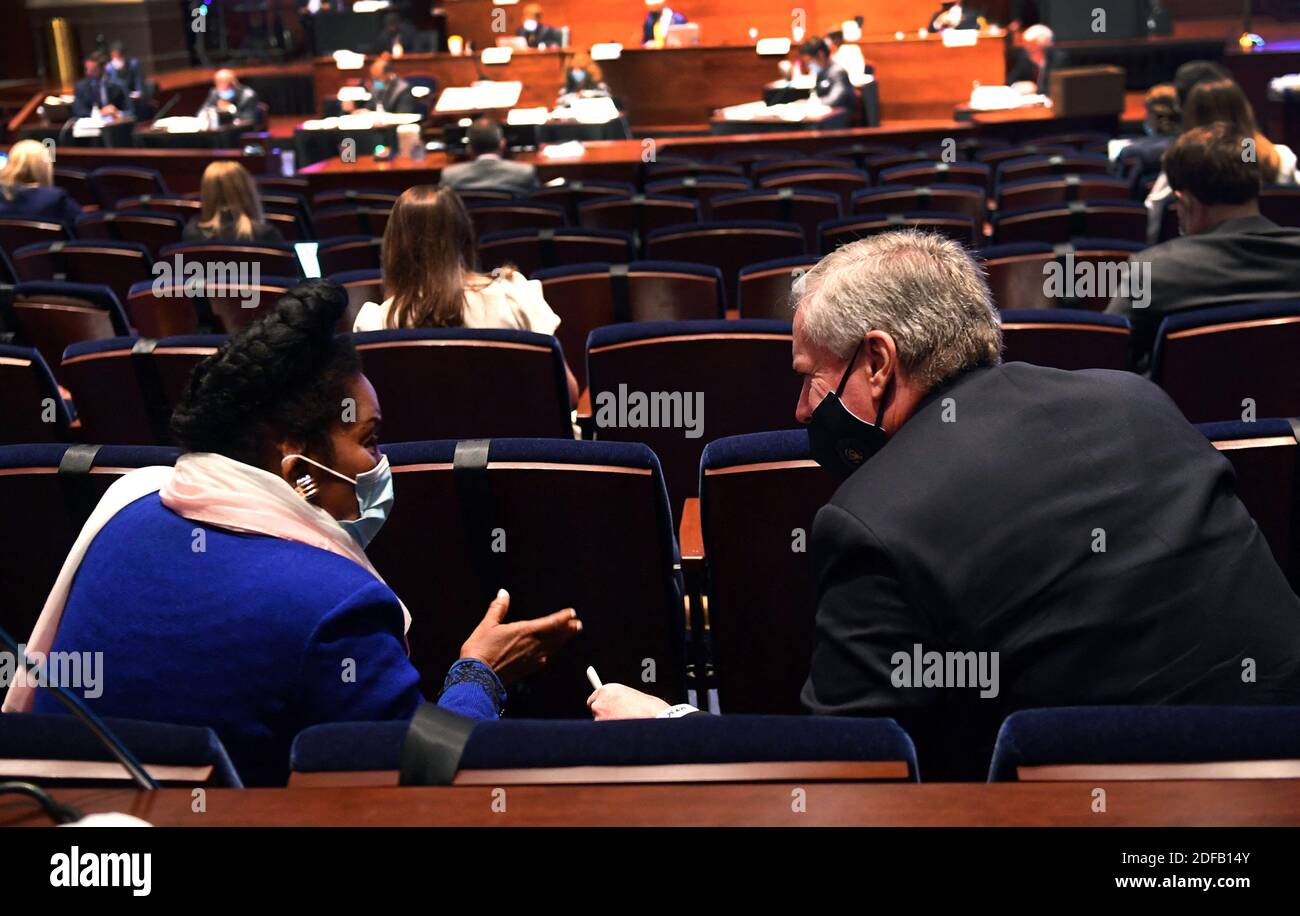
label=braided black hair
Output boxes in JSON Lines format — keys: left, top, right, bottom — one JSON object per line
{"left": 171, "top": 278, "right": 361, "bottom": 466}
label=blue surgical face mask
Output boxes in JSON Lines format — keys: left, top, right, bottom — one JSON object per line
{"left": 372, "top": 79, "right": 386, "bottom": 92}
{"left": 218, "top": 88, "right": 236, "bottom": 100}
{"left": 570, "top": 69, "right": 587, "bottom": 83}
{"left": 287, "top": 453, "right": 395, "bottom": 548}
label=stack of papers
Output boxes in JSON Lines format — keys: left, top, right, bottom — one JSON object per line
{"left": 540, "top": 141, "right": 586, "bottom": 159}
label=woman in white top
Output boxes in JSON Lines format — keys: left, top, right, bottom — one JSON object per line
{"left": 353, "top": 185, "right": 580, "bottom": 404}
{"left": 1145, "top": 77, "right": 1297, "bottom": 242}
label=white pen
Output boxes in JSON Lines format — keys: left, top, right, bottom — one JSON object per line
{"left": 586, "top": 665, "right": 602, "bottom": 690}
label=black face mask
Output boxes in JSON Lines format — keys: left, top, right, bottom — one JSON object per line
{"left": 807, "top": 340, "right": 893, "bottom": 480}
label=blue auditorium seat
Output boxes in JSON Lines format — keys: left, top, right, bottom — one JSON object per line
{"left": 368, "top": 438, "right": 684, "bottom": 716}
{"left": 0, "top": 344, "right": 72, "bottom": 445}
{"left": 1198, "top": 418, "right": 1300, "bottom": 589}
{"left": 699, "top": 429, "right": 838, "bottom": 714}
{"left": 0, "top": 713, "right": 241, "bottom": 787}
{"left": 999, "top": 308, "right": 1131, "bottom": 371}
{"left": 9, "top": 281, "right": 130, "bottom": 370}
{"left": 736, "top": 254, "right": 820, "bottom": 319}
{"left": 586, "top": 319, "right": 801, "bottom": 517}
{"left": 1151, "top": 299, "right": 1300, "bottom": 424}
{"left": 354, "top": 327, "right": 573, "bottom": 441}
{"left": 533, "top": 260, "right": 724, "bottom": 388}
{"left": 989, "top": 706, "right": 1300, "bottom": 781}
{"left": 290, "top": 714, "right": 917, "bottom": 785}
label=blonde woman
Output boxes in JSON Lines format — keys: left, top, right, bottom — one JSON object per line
{"left": 0, "top": 139, "right": 81, "bottom": 226}
{"left": 182, "top": 160, "right": 283, "bottom": 243}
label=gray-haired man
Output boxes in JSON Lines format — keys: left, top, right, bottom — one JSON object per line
{"left": 590, "top": 230, "right": 1300, "bottom": 780}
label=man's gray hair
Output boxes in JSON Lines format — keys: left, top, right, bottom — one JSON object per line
{"left": 793, "top": 230, "right": 1002, "bottom": 390}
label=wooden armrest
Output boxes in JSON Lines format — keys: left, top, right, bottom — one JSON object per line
{"left": 678, "top": 497, "right": 703, "bottom": 564}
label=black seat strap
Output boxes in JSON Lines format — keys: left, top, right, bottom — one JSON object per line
{"left": 609, "top": 264, "right": 631, "bottom": 324}
{"left": 777, "top": 186, "right": 794, "bottom": 224}
{"left": 398, "top": 704, "right": 476, "bottom": 786}
{"left": 130, "top": 338, "right": 171, "bottom": 445}
{"left": 537, "top": 228, "right": 557, "bottom": 269}
{"left": 453, "top": 439, "right": 505, "bottom": 606}
{"left": 1067, "top": 200, "right": 1088, "bottom": 237}
{"left": 48, "top": 240, "right": 67, "bottom": 283}
{"left": 56, "top": 444, "right": 102, "bottom": 522}
{"left": 0, "top": 283, "right": 18, "bottom": 339}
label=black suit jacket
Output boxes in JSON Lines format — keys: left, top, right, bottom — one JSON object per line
{"left": 814, "top": 61, "right": 857, "bottom": 112}
{"left": 1106, "top": 215, "right": 1300, "bottom": 371}
{"left": 366, "top": 76, "right": 419, "bottom": 114}
{"left": 197, "top": 86, "right": 261, "bottom": 125}
{"left": 518, "top": 23, "right": 563, "bottom": 48}
{"left": 72, "top": 77, "right": 129, "bottom": 117}
{"left": 1006, "top": 48, "right": 1053, "bottom": 94}
{"left": 801, "top": 362, "right": 1300, "bottom": 780}
{"left": 370, "top": 24, "right": 422, "bottom": 56}
{"left": 105, "top": 58, "right": 144, "bottom": 95}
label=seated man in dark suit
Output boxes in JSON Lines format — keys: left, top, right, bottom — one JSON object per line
{"left": 439, "top": 119, "right": 539, "bottom": 195}
{"left": 518, "top": 3, "right": 564, "bottom": 48}
{"left": 1107, "top": 123, "right": 1300, "bottom": 371}
{"left": 798, "top": 37, "right": 857, "bottom": 113}
{"left": 341, "top": 56, "right": 419, "bottom": 115}
{"left": 589, "top": 228, "right": 1300, "bottom": 779}
{"left": 104, "top": 41, "right": 144, "bottom": 97}
{"left": 71, "top": 54, "right": 128, "bottom": 118}
{"left": 370, "top": 12, "right": 422, "bottom": 57}
{"left": 1005, "top": 24, "right": 1054, "bottom": 94}
{"left": 197, "top": 69, "right": 261, "bottom": 127}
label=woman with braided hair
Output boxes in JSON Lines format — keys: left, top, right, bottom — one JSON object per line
{"left": 5, "top": 279, "right": 581, "bottom": 785}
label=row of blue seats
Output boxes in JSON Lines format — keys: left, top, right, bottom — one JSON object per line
{"left": 4, "top": 299, "right": 1297, "bottom": 451}
{"left": 7, "top": 704, "right": 1298, "bottom": 788}
{"left": 1, "top": 423, "right": 1296, "bottom": 721}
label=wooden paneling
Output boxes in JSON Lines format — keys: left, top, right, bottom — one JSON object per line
{"left": 597, "top": 37, "right": 1002, "bottom": 125}
{"left": 8, "top": 780, "right": 1300, "bottom": 826}
{"left": 24, "top": 0, "right": 191, "bottom": 86}
{"left": 442, "top": 0, "right": 1008, "bottom": 51}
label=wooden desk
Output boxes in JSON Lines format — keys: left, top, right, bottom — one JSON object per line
{"left": 306, "top": 39, "right": 1002, "bottom": 131}
{"left": 599, "top": 39, "right": 1004, "bottom": 128}
{"left": 5, "top": 780, "right": 1299, "bottom": 826}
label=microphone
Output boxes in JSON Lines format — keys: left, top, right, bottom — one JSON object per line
{"left": 0, "top": 625, "right": 157, "bottom": 790}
